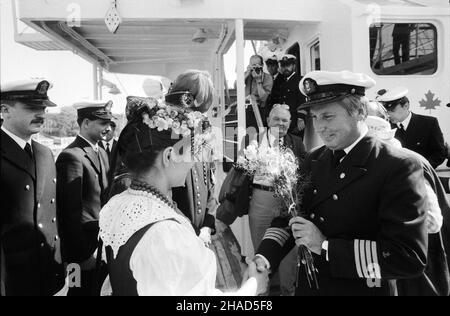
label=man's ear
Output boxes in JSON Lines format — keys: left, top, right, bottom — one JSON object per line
{"left": 0, "top": 103, "right": 11, "bottom": 114}
{"left": 355, "top": 107, "right": 367, "bottom": 122}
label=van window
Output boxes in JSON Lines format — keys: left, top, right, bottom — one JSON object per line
{"left": 310, "top": 41, "right": 321, "bottom": 71}
{"left": 370, "top": 23, "right": 437, "bottom": 75}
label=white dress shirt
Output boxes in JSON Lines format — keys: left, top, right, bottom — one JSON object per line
{"left": 78, "top": 134, "right": 99, "bottom": 152}
{"left": 398, "top": 112, "right": 412, "bottom": 130}
{"left": 102, "top": 140, "right": 114, "bottom": 152}
{"left": 1, "top": 126, "right": 32, "bottom": 150}
{"left": 339, "top": 124, "right": 369, "bottom": 162}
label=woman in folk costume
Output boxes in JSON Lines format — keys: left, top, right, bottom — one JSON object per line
{"left": 101, "top": 71, "right": 264, "bottom": 295}
{"left": 166, "top": 71, "right": 248, "bottom": 292}
{"left": 100, "top": 71, "right": 268, "bottom": 296}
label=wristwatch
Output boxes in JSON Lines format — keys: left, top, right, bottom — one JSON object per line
{"left": 321, "top": 240, "right": 329, "bottom": 261}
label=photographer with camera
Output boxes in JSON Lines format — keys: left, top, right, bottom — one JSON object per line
{"left": 245, "top": 55, "right": 273, "bottom": 130}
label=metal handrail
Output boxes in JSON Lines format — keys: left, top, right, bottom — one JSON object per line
{"left": 371, "top": 26, "right": 436, "bottom": 66}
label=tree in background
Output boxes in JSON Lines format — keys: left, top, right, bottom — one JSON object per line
{"left": 42, "top": 107, "right": 126, "bottom": 138}
{"left": 42, "top": 106, "right": 79, "bottom": 138}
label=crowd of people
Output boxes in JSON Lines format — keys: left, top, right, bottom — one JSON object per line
{"left": 1, "top": 64, "right": 450, "bottom": 296}
{"left": 244, "top": 54, "right": 306, "bottom": 139}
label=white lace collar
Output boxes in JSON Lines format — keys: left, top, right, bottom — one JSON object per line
{"left": 99, "top": 188, "right": 194, "bottom": 259}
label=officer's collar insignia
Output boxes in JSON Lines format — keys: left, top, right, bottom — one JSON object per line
{"left": 303, "top": 79, "right": 318, "bottom": 96}
{"left": 36, "top": 81, "right": 50, "bottom": 95}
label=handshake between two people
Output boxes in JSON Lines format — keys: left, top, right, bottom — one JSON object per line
{"left": 243, "top": 216, "right": 327, "bottom": 295}
{"left": 241, "top": 257, "right": 270, "bottom": 296}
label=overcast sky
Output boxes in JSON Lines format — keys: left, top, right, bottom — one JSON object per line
{"left": 0, "top": 0, "right": 98, "bottom": 112}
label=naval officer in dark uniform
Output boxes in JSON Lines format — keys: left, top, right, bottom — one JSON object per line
{"left": 254, "top": 70, "right": 428, "bottom": 296}
{"left": 0, "top": 79, "right": 64, "bottom": 296}
{"left": 266, "top": 54, "right": 306, "bottom": 134}
{"left": 99, "top": 120, "right": 118, "bottom": 166}
{"left": 377, "top": 87, "right": 447, "bottom": 169}
{"left": 56, "top": 100, "right": 113, "bottom": 296}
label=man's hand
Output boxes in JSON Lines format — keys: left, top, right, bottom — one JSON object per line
{"left": 199, "top": 227, "right": 212, "bottom": 247}
{"left": 251, "top": 69, "right": 263, "bottom": 81}
{"left": 243, "top": 260, "right": 269, "bottom": 295}
{"left": 289, "top": 217, "right": 326, "bottom": 255}
{"left": 253, "top": 255, "right": 270, "bottom": 273}
{"left": 245, "top": 65, "right": 253, "bottom": 80}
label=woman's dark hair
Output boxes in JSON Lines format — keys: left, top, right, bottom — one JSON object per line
{"left": 118, "top": 121, "right": 180, "bottom": 174}
{"left": 118, "top": 96, "right": 181, "bottom": 174}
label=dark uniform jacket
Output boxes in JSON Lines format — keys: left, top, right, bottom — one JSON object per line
{"left": 99, "top": 139, "right": 120, "bottom": 186}
{"left": 0, "top": 130, "right": 63, "bottom": 296}
{"left": 267, "top": 73, "right": 305, "bottom": 133}
{"left": 172, "top": 163, "right": 217, "bottom": 235}
{"left": 257, "top": 136, "right": 428, "bottom": 296}
{"left": 396, "top": 150, "right": 450, "bottom": 296}
{"left": 393, "top": 113, "right": 446, "bottom": 169}
{"left": 56, "top": 136, "right": 109, "bottom": 264}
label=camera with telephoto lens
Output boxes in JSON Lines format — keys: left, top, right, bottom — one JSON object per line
{"left": 252, "top": 66, "right": 263, "bottom": 75}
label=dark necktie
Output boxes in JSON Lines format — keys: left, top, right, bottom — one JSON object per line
{"left": 24, "top": 143, "right": 34, "bottom": 160}
{"left": 397, "top": 123, "right": 407, "bottom": 143}
{"left": 332, "top": 150, "right": 346, "bottom": 169}
{"left": 106, "top": 143, "right": 111, "bottom": 156}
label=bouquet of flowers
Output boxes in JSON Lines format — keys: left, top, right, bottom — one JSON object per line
{"left": 235, "top": 141, "right": 318, "bottom": 289}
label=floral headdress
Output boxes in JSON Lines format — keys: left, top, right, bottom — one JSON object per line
{"left": 126, "top": 96, "right": 213, "bottom": 160}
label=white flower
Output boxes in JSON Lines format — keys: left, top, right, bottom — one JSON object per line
{"left": 170, "top": 110, "right": 179, "bottom": 119}
{"left": 172, "top": 120, "right": 182, "bottom": 134}
{"left": 143, "top": 114, "right": 157, "bottom": 129}
{"left": 237, "top": 156, "right": 246, "bottom": 165}
{"left": 148, "top": 99, "right": 158, "bottom": 110}
{"left": 158, "top": 109, "right": 168, "bottom": 117}
{"left": 244, "top": 146, "right": 258, "bottom": 162}
{"left": 156, "top": 117, "right": 169, "bottom": 131}
{"left": 142, "top": 113, "right": 151, "bottom": 124}
{"left": 180, "top": 122, "right": 191, "bottom": 136}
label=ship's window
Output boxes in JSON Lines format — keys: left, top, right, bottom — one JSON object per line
{"left": 370, "top": 23, "right": 437, "bottom": 75}
{"left": 310, "top": 41, "right": 321, "bottom": 71}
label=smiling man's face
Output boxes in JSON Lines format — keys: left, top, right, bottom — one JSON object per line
{"left": 310, "top": 101, "right": 362, "bottom": 151}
